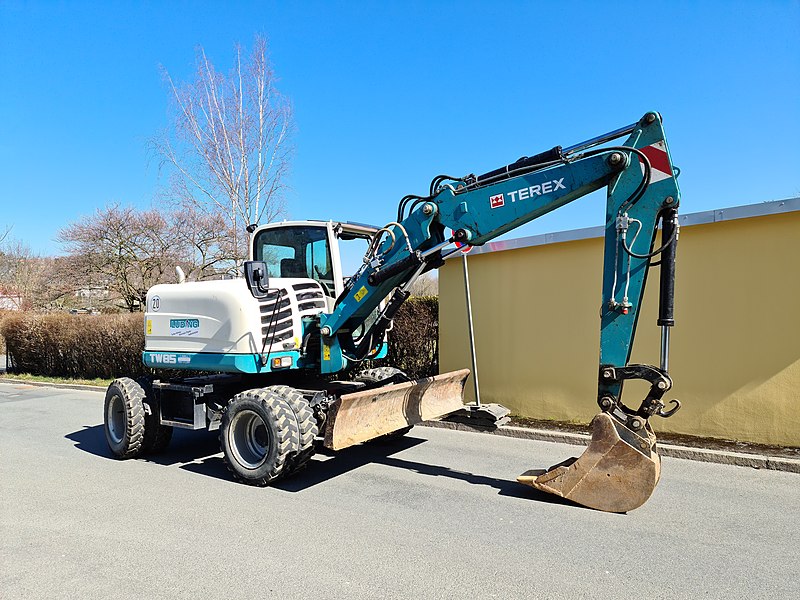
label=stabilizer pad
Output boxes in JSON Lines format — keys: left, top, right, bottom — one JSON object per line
{"left": 444, "top": 404, "right": 511, "bottom": 430}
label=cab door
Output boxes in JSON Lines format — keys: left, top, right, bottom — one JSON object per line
{"left": 251, "top": 221, "right": 342, "bottom": 309}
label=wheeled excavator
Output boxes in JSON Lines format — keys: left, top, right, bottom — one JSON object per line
{"left": 103, "top": 111, "right": 682, "bottom": 512}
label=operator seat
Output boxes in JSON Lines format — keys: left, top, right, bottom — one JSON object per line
{"left": 280, "top": 258, "right": 307, "bottom": 278}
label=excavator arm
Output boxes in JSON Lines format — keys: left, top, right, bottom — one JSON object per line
{"left": 321, "top": 112, "right": 679, "bottom": 373}
{"left": 319, "top": 111, "right": 682, "bottom": 512}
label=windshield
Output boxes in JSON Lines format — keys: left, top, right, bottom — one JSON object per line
{"left": 253, "top": 225, "right": 335, "bottom": 296}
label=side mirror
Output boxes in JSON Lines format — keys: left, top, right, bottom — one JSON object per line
{"left": 243, "top": 260, "right": 270, "bottom": 299}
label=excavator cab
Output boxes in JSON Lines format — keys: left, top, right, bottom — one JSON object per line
{"left": 251, "top": 220, "right": 379, "bottom": 307}
{"left": 250, "top": 219, "right": 393, "bottom": 361}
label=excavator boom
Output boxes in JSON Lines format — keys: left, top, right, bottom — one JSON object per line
{"left": 320, "top": 111, "right": 682, "bottom": 512}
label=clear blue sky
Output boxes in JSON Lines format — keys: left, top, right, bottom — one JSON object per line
{"left": 1, "top": 0, "right": 798, "bottom": 256}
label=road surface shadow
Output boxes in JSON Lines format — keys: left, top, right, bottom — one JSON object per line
{"left": 181, "top": 434, "right": 428, "bottom": 484}
{"left": 66, "top": 425, "right": 116, "bottom": 459}
{"left": 371, "top": 456, "right": 586, "bottom": 507}
{"left": 277, "top": 448, "right": 585, "bottom": 507}
{"left": 66, "top": 424, "right": 223, "bottom": 466}
{"left": 269, "top": 436, "right": 427, "bottom": 491}
{"left": 272, "top": 437, "right": 585, "bottom": 508}
{"left": 66, "top": 426, "right": 586, "bottom": 508}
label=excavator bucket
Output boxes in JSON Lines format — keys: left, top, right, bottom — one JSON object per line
{"left": 517, "top": 412, "right": 661, "bottom": 513}
{"left": 324, "top": 369, "right": 469, "bottom": 450}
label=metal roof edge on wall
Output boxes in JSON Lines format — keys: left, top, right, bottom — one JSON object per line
{"left": 456, "top": 197, "right": 800, "bottom": 257}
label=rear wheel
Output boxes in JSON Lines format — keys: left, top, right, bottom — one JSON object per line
{"left": 137, "top": 376, "right": 173, "bottom": 455}
{"left": 355, "top": 367, "right": 414, "bottom": 439}
{"left": 220, "top": 389, "right": 300, "bottom": 485}
{"left": 104, "top": 378, "right": 146, "bottom": 458}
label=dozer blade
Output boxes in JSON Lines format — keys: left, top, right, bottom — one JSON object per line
{"left": 517, "top": 412, "right": 661, "bottom": 513}
{"left": 324, "top": 369, "right": 469, "bottom": 451}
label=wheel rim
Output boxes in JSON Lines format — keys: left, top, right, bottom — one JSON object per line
{"left": 107, "top": 393, "right": 125, "bottom": 444}
{"left": 229, "top": 410, "right": 271, "bottom": 469}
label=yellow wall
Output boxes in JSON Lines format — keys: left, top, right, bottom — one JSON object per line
{"left": 439, "top": 211, "right": 800, "bottom": 446}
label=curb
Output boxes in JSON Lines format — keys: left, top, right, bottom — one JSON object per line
{"left": 422, "top": 420, "right": 800, "bottom": 474}
{"left": 2, "top": 379, "right": 797, "bottom": 474}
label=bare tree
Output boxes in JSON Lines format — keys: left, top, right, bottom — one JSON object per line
{"left": 0, "top": 240, "right": 37, "bottom": 310}
{"left": 409, "top": 272, "right": 439, "bottom": 297}
{"left": 152, "top": 36, "right": 293, "bottom": 265}
{"left": 168, "top": 205, "right": 236, "bottom": 280}
{"left": 58, "top": 205, "right": 178, "bottom": 312}
{"left": 0, "top": 241, "right": 73, "bottom": 311}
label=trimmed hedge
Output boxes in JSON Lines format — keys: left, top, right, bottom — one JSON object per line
{"left": 375, "top": 296, "right": 439, "bottom": 379}
{"left": 1, "top": 313, "right": 145, "bottom": 379}
{"left": 0, "top": 310, "right": 10, "bottom": 354}
{"left": 0, "top": 296, "right": 439, "bottom": 380}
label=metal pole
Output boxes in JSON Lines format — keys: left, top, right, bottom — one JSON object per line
{"left": 462, "top": 253, "right": 481, "bottom": 408}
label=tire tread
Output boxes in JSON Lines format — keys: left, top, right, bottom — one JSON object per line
{"left": 104, "top": 377, "right": 146, "bottom": 459}
{"left": 220, "top": 388, "right": 300, "bottom": 486}
{"left": 265, "top": 385, "right": 318, "bottom": 472}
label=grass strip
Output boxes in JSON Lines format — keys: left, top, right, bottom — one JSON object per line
{"left": 0, "top": 372, "right": 112, "bottom": 388}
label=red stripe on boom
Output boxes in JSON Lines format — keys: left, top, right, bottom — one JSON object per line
{"left": 639, "top": 144, "right": 672, "bottom": 176}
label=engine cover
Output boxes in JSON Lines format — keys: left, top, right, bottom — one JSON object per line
{"left": 142, "top": 277, "right": 327, "bottom": 373}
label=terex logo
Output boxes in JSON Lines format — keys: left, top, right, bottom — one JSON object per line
{"left": 149, "top": 353, "right": 177, "bottom": 365}
{"left": 489, "top": 178, "right": 567, "bottom": 208}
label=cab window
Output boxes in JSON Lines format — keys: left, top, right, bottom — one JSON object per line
{"left": 253, "top": 225, "right": 335, "bottom": 296}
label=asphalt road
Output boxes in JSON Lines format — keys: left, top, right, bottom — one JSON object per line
{"left": 1, "top": 383, "right": 798, "bottom": 600}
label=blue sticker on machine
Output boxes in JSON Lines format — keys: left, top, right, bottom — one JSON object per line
{"left": 169, "top": 318, "right": 200, "bottom": 336}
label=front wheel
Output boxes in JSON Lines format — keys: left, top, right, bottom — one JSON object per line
{"left": 220, "top": 389, "right": 300, "bottom": 485}
{"left": 262, "top": 385, "right": 318, "bottom": 473}
{"left": 104, "top": 378, "right": 146, "bottom": 458}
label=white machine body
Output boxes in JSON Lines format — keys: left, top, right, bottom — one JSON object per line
{"left": 141, "top": 220, "right": 379, "bottom": 373}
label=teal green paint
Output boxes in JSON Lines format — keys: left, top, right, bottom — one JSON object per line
{"left": 317, "top": 112, "right": 680, "bottom": 398}
{"left": 142, "top": 350, "right": 301, "bottom": 374}
{"left": 319, "top": 206, "right": 438, "bottom": 335}
{"left": 319, "top": 335, "right": 348, "bottom": 374}
{"left": 598, "top": 114, "right": 681, "bottom": 369}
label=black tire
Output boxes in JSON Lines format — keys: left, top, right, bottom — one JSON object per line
{"left": 264, "top": 385, "right": 318, "bottom": 472}
{"left": 220, "top": 389, "right": 300, "bottom": 485}
{"left": 104, "top": 378, "right": 146, "bottom": 459}
{"left": 137, "top": 376, "right": 173, "bottom": 455}
{"left": 354, "top": 367, "right": 413, "bottom": 439}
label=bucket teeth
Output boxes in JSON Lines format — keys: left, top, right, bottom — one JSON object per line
{"left": 517, "top": 412, "right": 661, "bottom": 513}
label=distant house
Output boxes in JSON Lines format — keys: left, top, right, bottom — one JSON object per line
{"left": 75, "top": 287, "right": 110, "bottom": 300}
{"left": 0, "top": 294, "right": 21, "bottom": 310}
